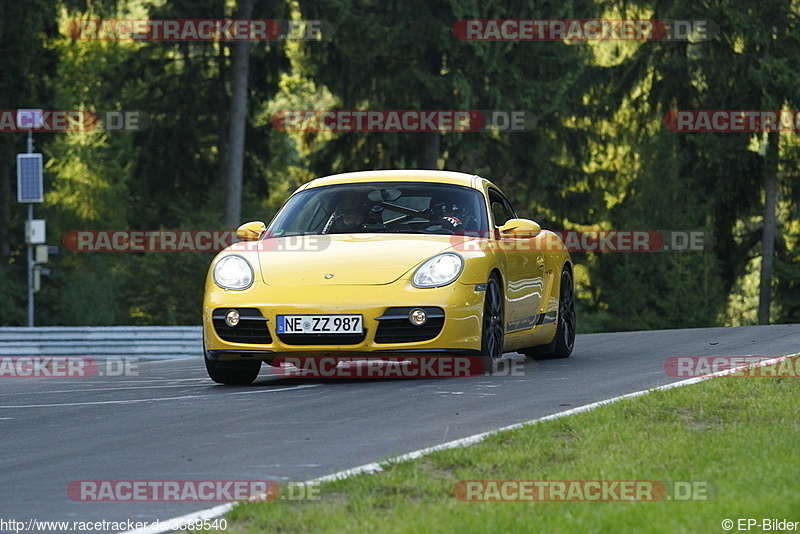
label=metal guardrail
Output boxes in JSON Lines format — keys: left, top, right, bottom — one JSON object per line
{"left": 0, "top": 326, "right": 202, "bottom": 359}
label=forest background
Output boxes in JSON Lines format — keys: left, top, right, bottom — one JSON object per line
{"left": 1, "top": 0, "right": 798, "bottom": 331}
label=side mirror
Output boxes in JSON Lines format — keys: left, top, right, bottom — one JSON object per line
{"left": 236, "top": 221, "right": 267, "bottom": 241}
{"left": 499, "top": 218, "right": 541, "bottom": 238}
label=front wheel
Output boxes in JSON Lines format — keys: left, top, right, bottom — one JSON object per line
{"left": 523, "top": 267, "right": 576, "bottom": 359}
{"left": 478, "top": 274, "right": 505, "bottom": 373}
{"left": 204, "top": 353, "right": 261, "bottom": 385}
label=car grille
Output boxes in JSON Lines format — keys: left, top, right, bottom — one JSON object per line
{"left": 212, "top": 308, "right": 272, "bottom": 344}
{"left": 374, "top": 307, "right": 445, "bottom": 344}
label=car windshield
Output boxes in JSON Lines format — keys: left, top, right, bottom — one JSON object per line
{"left": 267, "top": 182, "right": 488, "bottom": 237}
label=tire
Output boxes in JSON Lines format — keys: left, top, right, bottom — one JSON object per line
{"left": 478, "top": 274, "right": 505, "bottom": 374}
{"left": 524, "top": 267, "right": 576, "bottom": 359}
{"left": 204, "top": 353, "right": 261, "bottom": 385}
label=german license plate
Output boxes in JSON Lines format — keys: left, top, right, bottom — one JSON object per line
{"left": 277, "top": 315, "right": 363, "bottom": 334}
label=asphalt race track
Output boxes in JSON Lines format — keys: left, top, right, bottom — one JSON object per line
{"left": 1, "top": 325, "right": 799, "bottom": 532}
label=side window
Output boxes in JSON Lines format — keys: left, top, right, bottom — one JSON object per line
{"left": 488, "top": 190, "right": 516, "bottom": 227}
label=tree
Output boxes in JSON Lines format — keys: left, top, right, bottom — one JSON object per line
{"left": 225, "top": 0, "right": 253, "bottom": 229}
{"left": 582, "top": 0, "right": 800, "bottom": 329}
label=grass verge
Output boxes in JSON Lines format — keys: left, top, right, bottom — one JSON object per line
{"left": 216, "top": 357, "right": 800, "bottom": 533}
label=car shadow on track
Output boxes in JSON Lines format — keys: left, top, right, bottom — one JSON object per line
{"left": 201, "top": 354, "right": 567, "bottom": 388}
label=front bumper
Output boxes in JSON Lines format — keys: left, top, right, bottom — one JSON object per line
{"left": 202, "top": 280, "right": 485, "bottom": 362}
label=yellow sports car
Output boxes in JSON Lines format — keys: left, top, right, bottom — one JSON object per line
{"left": 203, "top": 170, "right": 575, "bottom": 384}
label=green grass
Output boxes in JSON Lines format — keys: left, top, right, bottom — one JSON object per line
{"left": 216, "top": 361, "right": 800, "bottom": 533}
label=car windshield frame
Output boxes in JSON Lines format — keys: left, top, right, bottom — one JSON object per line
{"left": 266, "top": 181, "right": 489, "bottom": 237}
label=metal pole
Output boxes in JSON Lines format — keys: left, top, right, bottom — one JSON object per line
{"left": 27, "top": 131, "right": 34, "bottom": 327}
{"left": 27, "top": 205, "right": 34, "bottom": 326}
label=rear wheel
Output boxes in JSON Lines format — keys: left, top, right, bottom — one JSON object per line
{"left": 204, "top": 352, "right": 261, "bottom": 385}
{"left": 523, "top": 267, "right": 576, "bottom": 359}
{"left": 479, "top": 274, "right": 504, "bottom": 373}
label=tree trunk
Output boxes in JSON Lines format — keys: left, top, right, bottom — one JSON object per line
{"left": 224, "top": 0, "right": 253, "bottom": 229}
{"left": 418, "top": 131, "right": 440, "bottom": 169}
{"left": 758, "top": 131, "right": 779, "bottom": 325}
{"left": 217, "top": 41, "right": 229, "bottom": 192}
{"left": 0, "top": 144, "right": 11, "bottom": 258}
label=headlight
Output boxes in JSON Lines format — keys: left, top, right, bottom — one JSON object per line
{"left": 213, "top": 255, "right": 253, "bottom": 290}
{"left": 412, "top": 253, "right": 464, "bottom": 288}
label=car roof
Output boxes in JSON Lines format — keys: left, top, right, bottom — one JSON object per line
{"left": 298, "top": 170, "right": 488, "bottom": 191}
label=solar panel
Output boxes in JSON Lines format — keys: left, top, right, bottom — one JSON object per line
{"left": 17, "top": 153, "right": 43, "bottom": 203}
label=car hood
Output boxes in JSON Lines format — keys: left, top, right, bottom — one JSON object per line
{"left": 248, "top": 234, "right": 459, "bottom": 286}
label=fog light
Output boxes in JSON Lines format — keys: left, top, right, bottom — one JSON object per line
{"left": 225, "top": 309, "right": 240, "bottom": 327}
{"left": 408, "top": 308, "right": 427, "bottom": 326}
